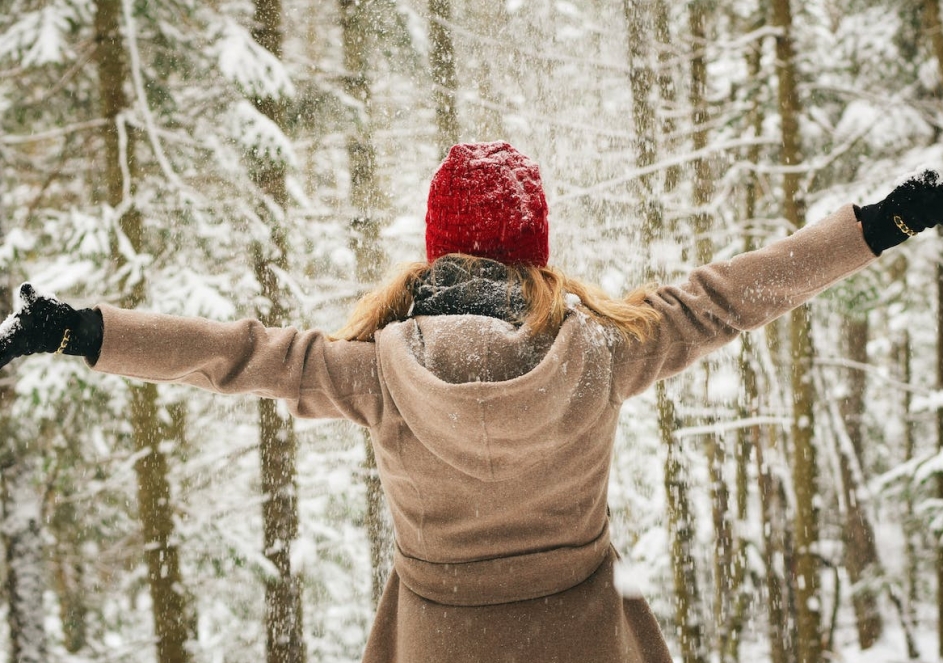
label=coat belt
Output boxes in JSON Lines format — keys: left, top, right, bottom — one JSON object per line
{"left": 393, "top": 521, "right": 611, "bottom": 607}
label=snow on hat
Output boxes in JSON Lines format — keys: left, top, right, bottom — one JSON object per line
{"left": 425, "top": 141, "right": 550, "bottom": 266}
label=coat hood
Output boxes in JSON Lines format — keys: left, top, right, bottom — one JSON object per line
{"left": 374, "top": 313, "right": 615, "bottom": 482}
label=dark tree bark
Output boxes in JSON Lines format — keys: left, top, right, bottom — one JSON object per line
{"left": 95, "top": 1, "right": 195, "bottom": 660}
{"left": 770, "top": 0, "right": 820, "bottom": 659}
{"left": 688, "top": 8, "right": 731, "bottom": 656}
{"left": 627, "top": 2, "right": 706, "bottom": 661}
{"left": 339, "top": 0, "right": 393, "bottom": 607}
{"left": 430, "top": 0, "right": 459, "bottom": 156}
{"left": 837, "top": 315, "right": 883, "bottom": 649}
{"left": 924, "top": 3, "right": 943, "bottom": 655}
{"left": 131, "top": 384, "right": 195, "bottom": 663}
{"left": 248, "top": 1, "right": 307, "bottom": 661}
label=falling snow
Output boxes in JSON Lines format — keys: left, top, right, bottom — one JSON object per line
{"left": 2, "top": 0, "right": 943, "bottom": 662}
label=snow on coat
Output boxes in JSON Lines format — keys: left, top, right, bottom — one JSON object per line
{"left": 90, "top": 204, "right": 876, "bottom": 663}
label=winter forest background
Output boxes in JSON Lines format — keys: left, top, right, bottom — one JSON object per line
{"left": 2, "top": 0, "right": 943, "bottom": 662}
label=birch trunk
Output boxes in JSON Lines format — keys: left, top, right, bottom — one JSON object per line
{"left": 0, "top": 447, "right": 47, "bottom": 663}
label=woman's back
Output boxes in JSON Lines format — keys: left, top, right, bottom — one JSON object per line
{"left": 373, "top": 310, "right": 619, "bottom": 604}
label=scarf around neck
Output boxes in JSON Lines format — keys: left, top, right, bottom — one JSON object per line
{"left": 410, "top": 256, "right": 527, "bottom": 325}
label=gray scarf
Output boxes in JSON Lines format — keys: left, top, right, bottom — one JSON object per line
{"left": 410, "top": 257, "right": 527, "bottom": 325}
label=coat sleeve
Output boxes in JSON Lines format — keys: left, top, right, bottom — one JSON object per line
{"left": 611, "top": 204, "right": 879, "bottom": 401}
{"left": 90, "top": 305, "right": 383, "bottom": 427}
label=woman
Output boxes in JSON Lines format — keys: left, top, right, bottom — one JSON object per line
{"left": 1, "top": 142, "right": 940, "bottom": 662}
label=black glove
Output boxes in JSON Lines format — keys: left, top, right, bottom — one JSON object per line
{"left": 854, "top": 169, "right": 943, "bottom": 255}
{"left": 0, "top": 284, "right": 103, "bottom": 370}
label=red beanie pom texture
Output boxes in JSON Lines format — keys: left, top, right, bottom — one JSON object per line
{"left": 425, "top": 142, "right": 550, "bottom": 267}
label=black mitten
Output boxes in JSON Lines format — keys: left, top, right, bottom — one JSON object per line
{"left": 855, "top": 169, "right": 943, "bottom": 255}
{"left": 0, "top": 284, "right": 103, "bottom": 370}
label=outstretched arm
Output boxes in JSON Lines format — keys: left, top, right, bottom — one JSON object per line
{"left": 613, "top": 170, "right": 943, "bottom": 400}
{"left": 0, "top": 283, "right": 103, "bottom": 368}
{"left": 0, "top": 290, "right": 383, "bottom": 426}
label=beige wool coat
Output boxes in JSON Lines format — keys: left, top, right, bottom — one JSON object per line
{"left": 91, "top": 205, "right": 877, "bottom": 663}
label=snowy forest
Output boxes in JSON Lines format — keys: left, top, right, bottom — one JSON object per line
{"left": 2, "top": 0, "right": 943, "bottom": 662}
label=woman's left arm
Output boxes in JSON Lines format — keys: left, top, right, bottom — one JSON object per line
{"left": 630, "top": 206, "right": 873, "bottom": 378}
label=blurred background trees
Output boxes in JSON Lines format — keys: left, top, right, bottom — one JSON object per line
{"left": 2, "top": 0, "right": 943, "bottom": 661}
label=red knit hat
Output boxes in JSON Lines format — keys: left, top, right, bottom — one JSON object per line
{"left": 425, "top": 142, "right": 550, "bottom": 266}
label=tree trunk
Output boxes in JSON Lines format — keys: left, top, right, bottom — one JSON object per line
{"left": 95, "top": 1, "right": 195, "bottom": 660}
{"left": 340, "top": 0, "right": 385, "bottom": 284}
{"left": 688, "top": 0, "right": 713, "bottom": 259}
{"left": 730, "top": 334, "right": 756, "bottom": 663}
{"left": 247, "top": 1, "right": 307, "bottom": 661}
{"left": 0, "top": 215, "right": 47, "bottom": 663}
{"left": 340, "top": 0, "right": 392, "bottom": 607}
{"left": 790, "top": 309, "right": 819, "bottom": 663}
{"left": 770, "top": 0, "right": 820, "bottom": 659}
{"left": 838, "top": 315, "right": 883, "bottom": 649}
{"left": 662, "top": 394, "right": 708, "bottom": 663}
{"left": 688, "top": 8, "right": 730, "bottom": 656}
{"left": 726, "top": 24, "right": 766, "bottom": 662}
{"left": 0, "top": 331, "right": 46, "bottom": 663}
{"left": 924, "top": 2, "right": 943, "bottom": 656}
{"left": 756, "top": 431, "right": 794, "bottom": 663}
{"left": 937, "top": 223, "right": 943, "bottom": 660}
{"left": 463, "top": 0, "right": 507, "bottom": 141}
{"left": 653, "top": 0, "right": 680, "bottom": 192}
{"left": 1, "top": 455, "right": 47, "bottom": 663}
{"left": 925, "top": 0, "right": 943, "bottom": 79}
{"left": 627, "top": 2, "right": 706, "bottom": 661}
{"left": 625, "top": 0, "right": 658, "bottom": 222}
{"left": 897, "top": 323, "right": 917, "bottom": 612}
{"left": 257, "top": 400, "right": 305, "bottom": 663}
{"left": 50, "top": 497, "right": 88, "bottom": 654}
{"left": 895, "top": 325, "right": 922, "bottom": 660}
{"left": 430, "top": 0, "right": 459, "bottom": 156}
{"left": 132, "top": 384, "right": 194, "bottom": 663}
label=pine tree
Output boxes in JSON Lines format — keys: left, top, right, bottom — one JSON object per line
{"left": 339, "top": 0, "right": 393, "bottom": 607}
{"left": 430, "top": 0, "right": 459, "bottom": 155}
{"left": 94, "top": 0, "right": 196, "bottom": 660}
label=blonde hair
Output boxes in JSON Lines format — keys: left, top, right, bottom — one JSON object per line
{"left": 332, "top": 254, "right": 662, "bottom": 343}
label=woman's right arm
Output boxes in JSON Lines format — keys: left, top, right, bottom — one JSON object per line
{"left": 91, "top": 305, "right": 383, "bottom": 425}
{"left": 0, "top": 291, "right": 383, "bottom": 426}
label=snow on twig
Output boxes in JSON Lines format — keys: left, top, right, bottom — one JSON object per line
{"left": 815, "top": 356, "right": 933, "bottom": 396}
{"left": 120, "top": 0, "right": 198, "bottom": 202}
{"left": 0, "top": 118, "right": 108, "bottom": 145}
{"left": 671, "top": 415, "right": 789, "bottom": 440}
{"left": 555, "top": 136, "right": 776, "bottom": 203}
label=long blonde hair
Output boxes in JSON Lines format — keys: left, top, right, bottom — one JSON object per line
{"left": 332, "top": 254, "right": 662, "bottom": 343}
